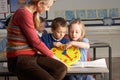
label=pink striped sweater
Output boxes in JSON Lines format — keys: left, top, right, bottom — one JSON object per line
{"left": 7, "top": 7, "right": 53, "bottom": 58}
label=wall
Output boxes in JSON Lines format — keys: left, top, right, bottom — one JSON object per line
{"left": 86, "top": 26, "right": 120, "bottom": 58}
{"left": 48, "top": 0, "right": 120, "bottom": 19}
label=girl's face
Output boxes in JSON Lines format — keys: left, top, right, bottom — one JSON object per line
{"left": 52, "top": 26, "right": 67, "bottom": 40}
{"left": 69, "top": 24, "right": 82, "bottom": 41}
{"left": 37, "top": 0, "right": 54, "bottom": 13}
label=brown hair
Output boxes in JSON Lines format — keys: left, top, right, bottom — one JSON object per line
{"left": 51, "top": 17, "right": 68, "bottom": 30}
{"left": 68, "top": 19, "right": 86, "bottom": 41}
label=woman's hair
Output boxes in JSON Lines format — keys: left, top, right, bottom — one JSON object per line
{"left": 31, "top": 0, "right": 55, "bottom": 29}
{"left": 33, "top": 12, "right": 40, "bottom": 29}
{"left": 33, "top": 12, "right": 46, "bottom": 29}
{"left": 51, "top": 17, "right": 68, "bottom": 30}
{"left": 28, "top": 0, "right": 55, "bottom": 5}
{"left": 68, "top": 19, "right": 86, "bottom": 41}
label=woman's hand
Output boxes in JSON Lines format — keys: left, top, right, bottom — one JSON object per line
{"left": 52, "top": 55, "right": 61, "bottom": 61}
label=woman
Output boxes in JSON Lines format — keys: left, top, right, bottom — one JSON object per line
{"left": 7, "top": 0, "right": 67, "bottom": 80}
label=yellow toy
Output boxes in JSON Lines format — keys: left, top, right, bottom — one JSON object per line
{"left": 51, "top": 45, "right": 81, "bottom": 67}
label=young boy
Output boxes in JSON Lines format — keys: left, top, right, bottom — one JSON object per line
{"left": 41, "top": 17, "right": 69, "bottom": 49}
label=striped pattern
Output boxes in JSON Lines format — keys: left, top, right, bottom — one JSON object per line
{"left": 7, "top": 26, "right": 36, "bottom": 58}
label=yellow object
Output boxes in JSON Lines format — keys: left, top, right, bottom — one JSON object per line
{"left": 51, "top": 45, "right": 81, "bottom": 67}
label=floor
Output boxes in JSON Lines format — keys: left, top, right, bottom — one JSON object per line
{"left": 0, "top": 57, "right": 120, "bottom": 80}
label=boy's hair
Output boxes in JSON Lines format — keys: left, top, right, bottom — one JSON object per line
{"left": 51, "top": 17, "right": 68, "bottom": 30}
{"left": 68, "top": 19, "right": 85, "bottom": 41}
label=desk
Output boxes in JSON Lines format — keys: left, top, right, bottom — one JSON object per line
{"left": 90, "top": 43, "right": 112, "bottom": 80}
{"left": 67, "top": 67, "right": 109, "bottom": 80}
{"left": 0, "top": 62, "right": 16, "bottom": 80}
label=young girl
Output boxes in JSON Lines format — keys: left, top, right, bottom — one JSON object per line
{"left": 64, "top": 19, "right": 95, "bottom": 80}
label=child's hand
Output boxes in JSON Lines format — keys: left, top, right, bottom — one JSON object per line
{"left": 64, "top": 41, "right": 73, "bottom": 50}
{"left": 53, "top": 42, "right": 62, "bottom": 48}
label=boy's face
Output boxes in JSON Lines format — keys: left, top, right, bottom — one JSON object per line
{"left": 52, "top": 26, "right": 67, "bottom": 40}
{"left": 69, "top": 24, "right": 81, "bottom": 41}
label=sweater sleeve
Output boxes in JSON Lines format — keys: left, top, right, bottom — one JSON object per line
{"left": 15, "top": 9, "right": 54, "bottom": 57}
{"left": 41, "top": 34, "right": 54, "bottom": 49}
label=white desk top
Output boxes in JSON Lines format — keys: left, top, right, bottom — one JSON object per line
{"left": 67, "top": 67, "right": 109, "bottom": 74}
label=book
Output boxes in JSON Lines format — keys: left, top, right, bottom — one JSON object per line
{"left": 71, "top": 58, "right": 107, "bottom": 68}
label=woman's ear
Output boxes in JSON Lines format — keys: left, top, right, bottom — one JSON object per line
{"left": 37, "top": 1, "right": 44, "bottom": 7}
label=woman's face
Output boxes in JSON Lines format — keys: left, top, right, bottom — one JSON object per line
{"left": 69, "top": 24, "right": 82, "bottom": 41}
{"left": 37, "top": 0, "right": 54, "bottom": 13}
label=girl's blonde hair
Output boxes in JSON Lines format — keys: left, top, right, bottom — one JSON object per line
{"left": 68, "top": 19, "right": 86, "bottom": 41}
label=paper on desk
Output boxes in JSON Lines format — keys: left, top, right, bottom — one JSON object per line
{"left": 71, "top": 58, "right": 107, "bottom": 68}
{"left": 3, "top": 62, "right": 7, "bottom": 68}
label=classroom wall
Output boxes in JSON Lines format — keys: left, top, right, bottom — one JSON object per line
{"left": 48, "top": 0, "right": 120, "bottom": 19}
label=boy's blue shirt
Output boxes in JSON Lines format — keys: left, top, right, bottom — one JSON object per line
{"left": 40, "top": 33, "right": 69, "bottom": 49}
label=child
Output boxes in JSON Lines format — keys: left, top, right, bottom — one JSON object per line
{"left": 41, "top": 17, "right": 69, "bottom": 49}
{"left": 64, "top": 19, "right": 95, "bottom": 80}
{"left": 0, "top": 38, "right": 7, "bottom": 51}
{"left": 33, "top": 12, "right": 48, "bottom": 37}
